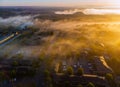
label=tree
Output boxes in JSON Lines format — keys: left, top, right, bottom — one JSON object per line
{"left": 13, "top": 53, "right": 23, "bottom": 59}
{"left": 32, "top": 60, "right": 40, "bottom": 68}
{"left": 64, "top": 81, "right": 70, "bottom": 87}
{"left": 44, "top": 70, "right": 53, "bottom": 87}
{"left": 105, "top": 73, "right": 116, "bottom": 87}
{"left": 87, "top": 82, "right": 95, "bottom": 87}
{"left": 44, "top": 70, "right": 50, "bottom": 78}
{"left": 45, "top": 77, "right": 52, "bottom": 87}
{"left": 77, "top": 84, "right": 83, "bottom": 87}
{"left": 105, "top": 73, "right": 113, "bottom": 81}
{"left": 12, "top": 61, "right": 19, "bottom": 67}
{"left": 77, "top": 68, "right": 84, "bottom": 76}
{"left": 28, "top": 69, "right": 36, "bottom": 77}
{"left": 10, "top": 70, "right": 16, "bottom": 78}
{"left": 66, "top": 66, "right": 73, "bottom": 76}
{"left": 0, "top": 71, "right": 5, "bottom": 81}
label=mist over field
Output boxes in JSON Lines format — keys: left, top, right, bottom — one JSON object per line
{"left": 0, "top": 7, "right": 120, "bottom": 75}
{"left": 1, "top": 18, "right": 120, "bottom": 60}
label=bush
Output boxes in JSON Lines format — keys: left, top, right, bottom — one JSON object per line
{"left": 77, "top": 84, "right": 83, "bottom": 87}
{"left": 105, "top": 73, "right": 116, "bottom": 87}
{"left": 87, "top": 82, "right": 95, "bottom": 87}
{"left": 77, "top": 68, "right": 84, "bottom": 76}
{"left": 66, "top": 66, "right": 73, "bottom": 76}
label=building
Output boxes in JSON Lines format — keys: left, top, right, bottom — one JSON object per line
{"left": 53, "top": 73, "right": 109, "bottom": 87}
{"left": 94, "top": 56, "right": 113, "bottom": 75}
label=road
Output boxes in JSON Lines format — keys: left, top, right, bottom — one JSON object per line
{"left": 0, "top": 33, "right": 21, "bottom": 47}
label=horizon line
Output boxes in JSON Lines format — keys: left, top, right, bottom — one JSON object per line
{"left": 0, "top": 5, "right": 120, "bottom": 9}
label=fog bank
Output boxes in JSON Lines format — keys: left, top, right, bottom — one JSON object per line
{"left": 55, "top": 9, "right": 120, "bottom": 15}
{"left": 0, "top": 15, "right": 34, "bottom": 29}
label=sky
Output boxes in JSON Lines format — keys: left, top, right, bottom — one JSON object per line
{"left": 0, "top": 0, "right": 120, "bottom": 7}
